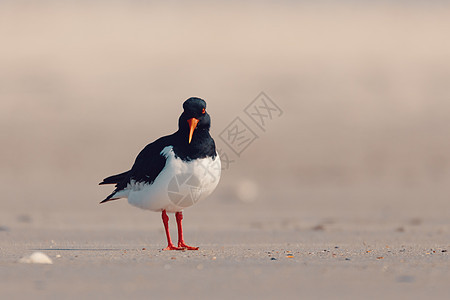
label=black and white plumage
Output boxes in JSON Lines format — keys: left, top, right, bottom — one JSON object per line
{"left": 99, "top": 97, "right": 221, "bottom": 250}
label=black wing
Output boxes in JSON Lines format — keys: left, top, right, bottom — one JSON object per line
{"left": 99, "top": 135, "right": 172, "bottom": 203}
{"left": 127, "top": 137, "right": 170, "bottom": 185}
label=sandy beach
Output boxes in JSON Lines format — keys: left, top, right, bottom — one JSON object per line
{"left": 1, "top": 188, "right": 449, "bottom": 299}
{"left": 1, "top": 222, "right": 449, "bottom": 299}
{"left": 1, "top": 1, "right": 450, "bottom": 299}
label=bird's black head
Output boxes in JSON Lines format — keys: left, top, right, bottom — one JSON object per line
{"left": 178, "top": 97, "right": 211, "bottom": 144}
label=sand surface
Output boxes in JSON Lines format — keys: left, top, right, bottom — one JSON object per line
{"left": 1, "top": 202, "right": 449, "bottom": 300}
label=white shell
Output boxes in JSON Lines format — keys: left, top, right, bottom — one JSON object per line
{"left": 19, "top": 252, "right": 53, "bottom": 264}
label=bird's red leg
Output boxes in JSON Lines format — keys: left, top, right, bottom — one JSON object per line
{"left": 162, "top": 210, "right": 184, "bottom": 250}
{"left": 175, "top": 211, "right": 199, "bottom": 250}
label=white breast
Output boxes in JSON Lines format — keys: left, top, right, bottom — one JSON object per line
{"left": 125, "top": 146, "right": 221, "bottom": 212}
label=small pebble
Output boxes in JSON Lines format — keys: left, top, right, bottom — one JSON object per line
{"left": 377, "top": 257, "right": 384, "bottom": 259}
{"left": 345, "top": 258, "right": 351, "bottom": 261}
{"left": 171, "top": 257, "right": 176, "bottom": 260}
{"left": 312, "top": 224, "right": 325, "bottom": 231}
{"left": 396, "top": 275, "right": 415, "bottom": 283}
{"left": 270, "top": 257, "right": 277, "bottom": 260}
{"left": 142, "top": 248, "right": 146, "bottom": 251}
{"left": 211, "top": 257, "right": 217, "bottom": 260}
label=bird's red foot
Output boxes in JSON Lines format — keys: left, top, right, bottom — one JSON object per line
{"left": 163, "top": 244, "right": 185, "bottom": 251}
{"left": 178, "top": 242, "right": 199, "bottom": 250}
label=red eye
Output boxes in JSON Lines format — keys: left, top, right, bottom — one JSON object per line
{"left": 202, "top": 108, "right": 205, "bottom": 114}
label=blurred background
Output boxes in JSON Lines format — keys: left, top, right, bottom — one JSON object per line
{"left": 1, "top": 0, "right": 449, "bottom": 234}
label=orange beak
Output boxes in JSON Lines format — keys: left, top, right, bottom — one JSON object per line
{"left": 187, "top": 118, "right": 199, "bottom": 144}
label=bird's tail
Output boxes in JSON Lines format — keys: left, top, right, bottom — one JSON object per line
{"left": 100, "top": 188, "right": 130, "bottom": 204}
{"left": 99, "top": 170, "right": 130, "bottom": 204}
{"left": 99, "top": 170, "right": 130, "bottom": 185}
{"left": 99, "top": 193, "right": 121, "bottom": 204}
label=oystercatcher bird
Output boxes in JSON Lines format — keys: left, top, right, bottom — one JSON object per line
{"left": 99, "top": 97, "right": 221, "bottom": 250}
